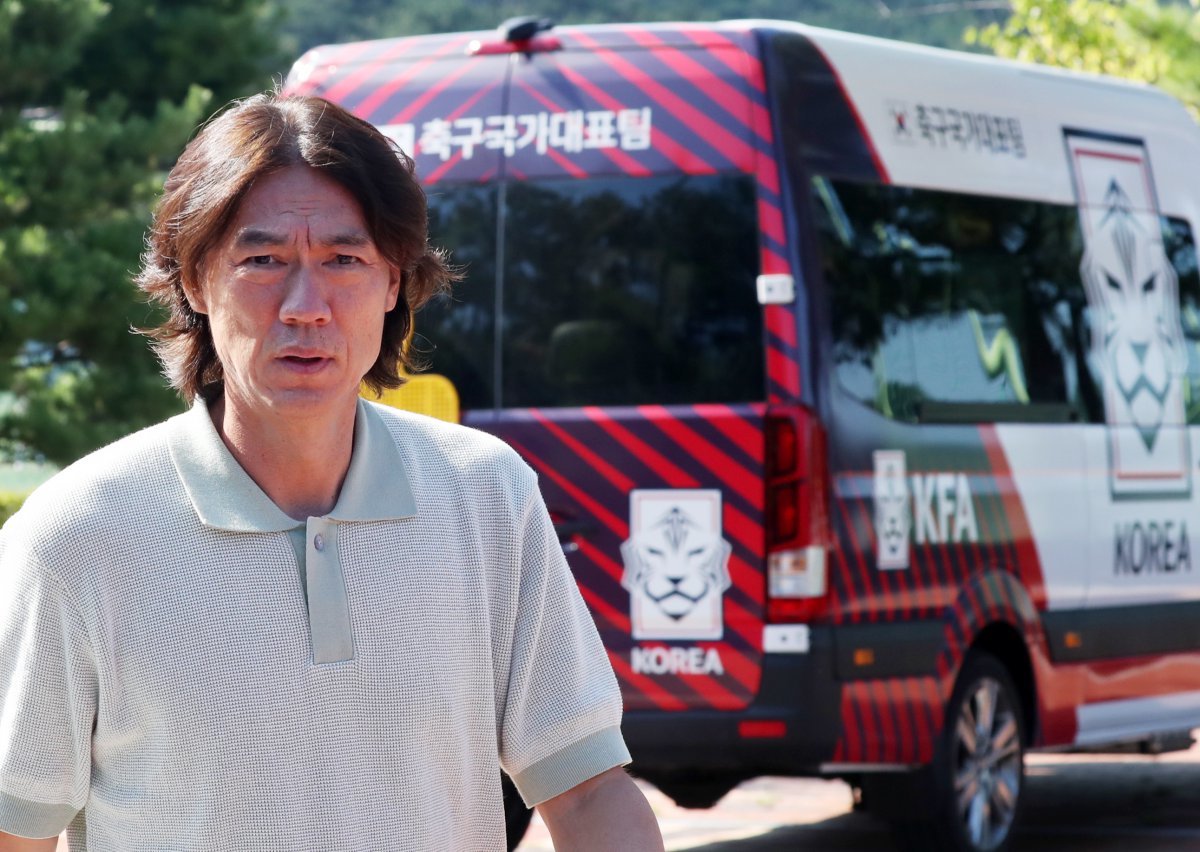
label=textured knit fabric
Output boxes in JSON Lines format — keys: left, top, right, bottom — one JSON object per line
{"left": 0, "top": 398, "right": 629, "bottom": 850}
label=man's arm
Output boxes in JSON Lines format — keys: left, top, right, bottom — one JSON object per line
{"left": 0, "top": 832, "right": 58, "bottom": 851}
{"left": 537, "top": 767, "right": 664, "bottom": 852}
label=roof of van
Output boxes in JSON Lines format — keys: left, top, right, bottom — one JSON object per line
{"left": 289, "top": 18, "right": 1169, "bottom": 102}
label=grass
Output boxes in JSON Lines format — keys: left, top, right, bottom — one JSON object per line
{"left": 0, "top": 463, "right": 53, "bottom": 526}
{"left": 0, "top": 490, "right": 26, "bottom": 527}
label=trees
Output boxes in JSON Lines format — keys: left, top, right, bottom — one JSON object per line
{"left": 0, "top": 0, "right": 279, "bottom": 465}
{"left": 969, "top": 0, "right": 1200, "bottom": 115}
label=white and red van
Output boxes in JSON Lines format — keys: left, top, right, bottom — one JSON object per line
{"left": 288, "top": 17, "right": 1200, "bottom": 851}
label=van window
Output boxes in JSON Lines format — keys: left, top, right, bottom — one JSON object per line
{"left": 1167, "top": 217, "right": 1200, "bottom": 424}
{"left": 420, "top": 174, "right": 763, "bottom": 411}
{"left": 420, "top": 184, "right": 498, "bottom": 412}
{"left": 502, "top": 174, "right": 762, "bottom": 408}
{"left": 814, "top": 178, "right": 1096, "bottom": 423}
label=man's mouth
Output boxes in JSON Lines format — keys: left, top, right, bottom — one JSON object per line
{"left": 278, "top": 354, "right": 331, "bottom": 372}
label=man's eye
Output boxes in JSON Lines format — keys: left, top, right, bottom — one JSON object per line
{"left": 335, "top": 254, "right": 360, "bottom": 265}
{"left": 250, "top": 255, "right": 274, "bottom": 265}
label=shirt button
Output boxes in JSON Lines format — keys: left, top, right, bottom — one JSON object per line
{"left": 313, "top": 533, "right": 325, "bottom": 552}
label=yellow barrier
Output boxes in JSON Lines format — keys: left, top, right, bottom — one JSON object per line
{"left": 363, "top": 374, "right": 460, "bottom": 423}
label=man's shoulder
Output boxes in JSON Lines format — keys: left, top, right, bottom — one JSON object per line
{"left": 5, "top": 415, "right": 183, "bottom": 548}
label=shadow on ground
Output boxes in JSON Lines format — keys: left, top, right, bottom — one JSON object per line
{"left": 679, "top": 756, "right": 1200, "bottom": 852}
{"left": 677, "top": 811, "right": 889, "bottom": 851}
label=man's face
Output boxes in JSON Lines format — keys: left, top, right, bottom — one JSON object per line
{"left": 188, "top": 165, "right": 400, "bottom": 418}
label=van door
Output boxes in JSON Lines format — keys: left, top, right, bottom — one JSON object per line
{"left": 483, "top": 27, "right": 776, "bottom": 712}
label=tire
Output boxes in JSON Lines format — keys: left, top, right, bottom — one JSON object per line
{"left": 943, "top": 652, "right": 1026, "bottom": 851}
{"left": 502, "top": 774, "right": 533, "bottom": 851}
{"left": 868, "top": 651, "right": 1026, "bottom": 852}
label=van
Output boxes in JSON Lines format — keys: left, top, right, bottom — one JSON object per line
{"left": 287, "top": 17, "right": 1200, "bottom": 851}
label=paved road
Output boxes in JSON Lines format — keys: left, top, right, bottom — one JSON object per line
{"left": 518, "top": 735, "right": 1200, "bottom": 851}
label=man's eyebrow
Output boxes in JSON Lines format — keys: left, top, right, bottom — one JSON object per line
{"left": 319, "top": 231, "right": 374, "bottom": 248}
{"left": 232, "top": 228, "right": 287, "bottom": 248}
{"left": 230, "top": 229, "right": 375, "bottom": 248}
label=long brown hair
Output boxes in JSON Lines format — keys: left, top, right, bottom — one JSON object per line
{"left": 136, "top": 92, "right": 457, "bottom": 399}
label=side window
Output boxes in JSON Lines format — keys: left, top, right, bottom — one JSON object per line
{"left": 813, "top": 177, "right": 1094, "bottom": 423}
{"left": 420, "top": 184, "right": 498, "bottom": 411}
{"left": 501, "top": 174, "right": 763, "bottom": 408}
{"left": 1166, "top": 216, "right": 1200, "bottom": 424}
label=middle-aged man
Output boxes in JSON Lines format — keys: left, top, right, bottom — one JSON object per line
{"left": 0, "top": 93, "right": 664, "bottom": 851}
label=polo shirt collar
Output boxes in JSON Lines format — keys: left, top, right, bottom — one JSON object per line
{"left": 329, "top": 399, "right": 417, "bottom": 523}
{"left": 168, "top": 397, "right": 416, "bottom": 532}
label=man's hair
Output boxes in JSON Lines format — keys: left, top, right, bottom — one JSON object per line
{"left": 136, "top": 92, "right": 457, "bottom": 399}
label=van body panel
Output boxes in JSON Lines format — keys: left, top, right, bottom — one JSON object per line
{"left": 486, "top": 404, "right": 766, "bottom": 711}
{"left": 759, "top": 29, "right": 888, "bottom": 185}
{"left": 621, "top": 626, "right": 842, "bottom": 773}
{"left": 507, "top": 28, "right": 763, "bottom": 180}
{"left": 992, "top": 425, "right": 1090, "bottom": 611}
{"left": 789, "top": 23, "right": 1200, "bottom": 210}
{"left": 825, "top": 408, "right": 1051, "bottom": 624}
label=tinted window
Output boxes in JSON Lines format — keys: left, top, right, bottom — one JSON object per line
{"left": 1167, "top": 218, "right": 1200, "bottom": 424}
{"left": 419, "top": 184, "right": 498, "bottom": 411}
{"left": 501, "top": 174, "right": 762, "bottom": 408}
{"left": 419, "top": 175, "right": 763, "bottom": 411}
{"left": 814, "top": 178, "right": 1096, "bottom": 423}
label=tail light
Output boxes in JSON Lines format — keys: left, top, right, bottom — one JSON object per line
{"left": 765, "top": 405, "right": 833, "bottom": 623}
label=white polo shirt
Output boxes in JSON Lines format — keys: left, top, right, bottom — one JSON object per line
{"left": 0, "top": 399, "right": 629, "bottom": 850}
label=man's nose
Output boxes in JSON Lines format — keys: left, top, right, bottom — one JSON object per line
{"left": 280, "top": 265, "right": 331, "bottom": 324}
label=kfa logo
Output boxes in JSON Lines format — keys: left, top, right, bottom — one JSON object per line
{"left": 1067, "top": 131, "right": 1191, "bottom": 498}
{"left": 873, "top": 451, "right": 979, "bottom": 570}
{"left": 620, "top": 489, "right": 731, "bottom": 641}
{"left": 874, "top": 451, "right": 911, "bottom": 569}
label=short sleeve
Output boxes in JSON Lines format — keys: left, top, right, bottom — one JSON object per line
{"left": 498, "top": 479, "right": 631, "bottom": 807}
{"left": 0, "top": 528, "right": 97, "bottom": 838}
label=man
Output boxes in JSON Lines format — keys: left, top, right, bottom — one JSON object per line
{"left": 0, "top": 93, "right": 663, "bottom": 851}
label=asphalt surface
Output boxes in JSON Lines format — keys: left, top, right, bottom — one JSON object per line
{"left": 45, "top": 735, "right": 1200, "bottom": 850}
{"left": 518, "top": 734, "right": 1200, "bottom": 851}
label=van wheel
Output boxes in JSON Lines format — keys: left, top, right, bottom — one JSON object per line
{"left": 502, "top": 774, "right": 533, "bottom": 851}
{"left": 895, "top": 651, "right": 1026, "bottom": 852}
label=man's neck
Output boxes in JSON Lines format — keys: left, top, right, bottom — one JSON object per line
{"left": 208, "top": 392, "right": 357, "bottom": 520}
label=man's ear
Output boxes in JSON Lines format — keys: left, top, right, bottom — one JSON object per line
{"left": 385, "top": 268, "right": 402, "bottom": 312}
{"left": 182, "top": 273, "right": 209, "bottom": 315}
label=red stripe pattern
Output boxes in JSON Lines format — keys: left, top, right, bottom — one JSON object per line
{"left": 486, "top": 404, "right": 766, "bottom": 712}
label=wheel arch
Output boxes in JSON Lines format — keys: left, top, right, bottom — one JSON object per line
{"left": 937, "top": 570, "right": 1048, "bottom": 746}
{"left": 970, "top": 622, "right": 1037, "bottom": 746}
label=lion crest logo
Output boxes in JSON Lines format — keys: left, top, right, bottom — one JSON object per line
{"left": 1081, "top": 179, "right": 1186, "bottom": 452}
{"left": 621, "top": 490, "right": 731, "bottom": 640}
{"left": 1069, "top": 133, "right": 1191, "bottom": 497}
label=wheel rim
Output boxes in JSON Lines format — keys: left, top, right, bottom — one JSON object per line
{"left": 952, "top": 676, "right": 1022, "bottom": 851}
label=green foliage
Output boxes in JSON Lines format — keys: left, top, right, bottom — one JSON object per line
{"left": 0, "top": 0, "right": 280, "bottom": 466}
{"left": 0, "top": 0, "right": 104, "bottom": 103}
{"left": 62, "top": 0, "right": 285, "bottom": 115}
{"left": 0, "top": 490, "right": 26, "bottom": 527}
{"left": 968, "top": 0, "right": 1200, "bottom": 115}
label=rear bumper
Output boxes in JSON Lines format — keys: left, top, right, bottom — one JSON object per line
{"left": 621, "top": 626, "right": 842, "bottom": 777}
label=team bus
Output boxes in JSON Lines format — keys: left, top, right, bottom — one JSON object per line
{"left": 287, "top": 17, "right": 1200, "bottom": 852}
